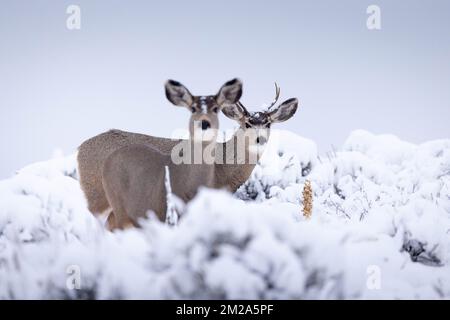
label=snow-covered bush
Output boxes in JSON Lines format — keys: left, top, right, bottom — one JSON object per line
{"left": 0, "top": 130, "right": 449, "bottom": 299}
{"left": 236, "top": 130, "right": 318, "bottom": 201}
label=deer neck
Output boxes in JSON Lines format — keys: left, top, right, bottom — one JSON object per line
{"left": 214, "top": 133, "right": 263, "bottom": 192}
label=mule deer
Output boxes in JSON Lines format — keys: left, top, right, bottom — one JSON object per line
{"left": 102, "top": 84, "right": 298, "bottom": 229}
{"left": 77, "top": 79, "right": 243, "bottom": 219}
{"left": 214, "top": 83, "right": 299, "bottom": 192}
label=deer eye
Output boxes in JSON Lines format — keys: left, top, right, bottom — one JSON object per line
{"left": 245, "top": 123, "right": 251, "bottom": 129}
{"left": 191, "top": 107, "right": 196, "bottom": 113}
{"left": 212, "top": 107, "right": 219, "bottom": 113}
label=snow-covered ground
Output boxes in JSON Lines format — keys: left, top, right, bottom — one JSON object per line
{"left": 0, "top": 130, "right": 449, "bottom": 299}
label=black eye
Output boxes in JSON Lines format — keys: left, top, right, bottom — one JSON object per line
{"left": 245, "top": 123, "right": 251, "bottom": 129}
{"left": 191, "top": 107, "right": 196, "bottom": 113}
{"left": 212, "top": 107, "right": 219, "bottom": 113}
{"left": 266, "top": 123, "right": 271, "bottom": 128}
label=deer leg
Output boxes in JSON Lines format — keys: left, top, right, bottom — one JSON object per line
{"left": 106, "top": 212, "right": 116, "bottom": 231}
{"left": 103, "top": 209, "right": 136, "bottom": 231}
{"left": 106, "top": 210, "right": 137, "bottom": 231}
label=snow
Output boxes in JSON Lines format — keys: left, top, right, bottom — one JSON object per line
{"left": 0, "top": 129, "right": 449, "bottom": 299}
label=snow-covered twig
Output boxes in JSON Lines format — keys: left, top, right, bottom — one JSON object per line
{"left": 164, "top": 166, "right": 178, "bottom": 226}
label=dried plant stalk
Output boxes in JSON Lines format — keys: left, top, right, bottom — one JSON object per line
{"left": 302, "top": 180, "right": 313, "bottom": 219}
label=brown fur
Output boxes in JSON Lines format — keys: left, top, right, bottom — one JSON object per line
{"left": 214, "top": 136, "right": 258, "bottom": 192}
{"left": 77, "top": 127, "right": 260, "bottom": 221}
{"left": 102, "top": 142, "right": 215, "bottom": 226}
{"left": 77, "top": 130, "right": 182, "bottom": 215}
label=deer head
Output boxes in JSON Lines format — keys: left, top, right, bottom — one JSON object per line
{"left": 165, "top": 79, "right": 243, "bottom": 142}
{"left": 221, "top": 83, "right": 298, "bottom": 157}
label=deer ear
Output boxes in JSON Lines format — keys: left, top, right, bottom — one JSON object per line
{"left": 221, "top": 103, "right": 247, "bottom": 121}
{"left": 268, "top": 98, "right": 298, "bottom": 123}
{"left": 165, "top": 80, "right": 194, "bottom": 107}
{"left": 216, "top": 78, "right": 243, "bottom": 106}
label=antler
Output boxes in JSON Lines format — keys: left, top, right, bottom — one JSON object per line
{"left": 267, "top": 82, "right": 280, "bottom": 111}
{"left": 236, "top": 100, "right": 250, "bottom": 116}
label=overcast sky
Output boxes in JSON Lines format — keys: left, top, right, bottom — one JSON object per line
{"left": 0, "top": 0, "right": 449, "bottom": 179}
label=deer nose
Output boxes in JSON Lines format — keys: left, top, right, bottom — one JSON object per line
{"left": 201, "top": 120, "right": 211, "bottom": 130}
{"left": 256, "top": 136, "right": 267, "bottom": 145}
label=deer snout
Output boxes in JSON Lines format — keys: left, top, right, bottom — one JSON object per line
{"left": 256, "top": 136, "right": 267, "bottom": 145}
{"left": 201, "top": 120, "right": 211, "bottom": 130}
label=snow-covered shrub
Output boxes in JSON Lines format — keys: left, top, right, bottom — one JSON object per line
{"left": 236, "top": 130, "right": 318, "bottom": 201}
{"left": 0, "top": 130, "right": 449, "bottom": 299}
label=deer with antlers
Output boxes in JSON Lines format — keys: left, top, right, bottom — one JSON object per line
{"left": 213, "top": 83, "right": 298, "bottom": 191}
